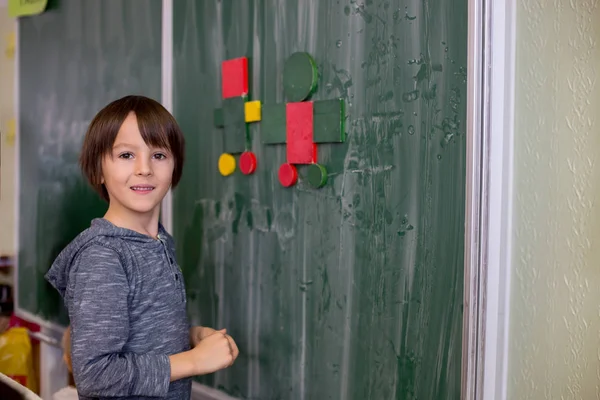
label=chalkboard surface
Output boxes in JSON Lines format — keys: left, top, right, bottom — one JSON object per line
{"left": 172, "top": 0, "right": 467, "bottom": 398}
{"left": 17, "top": 0, "right": 162, "bottom": 326}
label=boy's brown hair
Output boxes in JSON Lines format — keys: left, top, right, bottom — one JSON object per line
{"left": 79, "top": 95, "right": 185, "bottom": 202}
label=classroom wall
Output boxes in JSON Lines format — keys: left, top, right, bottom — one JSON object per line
{"left": 508, "top": 2, "right": 600, "bottom": 399}
{"left": 0, "top": 4, "right": 16, "bottom": 257}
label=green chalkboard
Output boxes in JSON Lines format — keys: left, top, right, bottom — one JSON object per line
{"left": 173, "top": 0, "right": 467, "bottom": 398}
{"left": 17, "top": 0, "right": 162, "bottom": 326}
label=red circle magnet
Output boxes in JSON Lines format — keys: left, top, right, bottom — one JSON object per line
{"left": 239, "top": 151, "right": 257, "bottom": 175}
{"left": 278, "top": 163, "right": 298, "bottom": 187}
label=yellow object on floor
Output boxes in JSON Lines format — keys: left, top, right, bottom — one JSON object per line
{"left": 0, "top": 327, "right": 38, "bottom": 393}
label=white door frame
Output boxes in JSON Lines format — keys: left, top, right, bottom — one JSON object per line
{"left": 463, "top": 0, "right": 516, "bottom": 399}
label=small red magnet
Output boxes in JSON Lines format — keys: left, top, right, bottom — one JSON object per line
{"left": 239, "top": 151, "right": 257, "bottom": 175}
{"left": 221, "top": 57, "right": 249, "bottom": 99}
{"left": 278, "top": 163, "right": 298, "bottom": 187}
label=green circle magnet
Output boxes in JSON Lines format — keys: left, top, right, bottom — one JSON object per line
{"left": 307, "top": 163, "right": 328, "bottom": 188}
{"left": 283, "top": 52, "right": 318, "bottom": 102}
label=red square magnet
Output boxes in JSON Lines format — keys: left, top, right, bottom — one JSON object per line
{"left": 221, "top": 57, "right": 249, "bottom": 99}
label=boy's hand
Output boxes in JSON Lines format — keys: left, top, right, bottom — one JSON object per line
{"left": 189, "top": 326, "right": 217, "bottom": 346}
{"left": 189, "top": 329, "right": 240, "bottom": 375}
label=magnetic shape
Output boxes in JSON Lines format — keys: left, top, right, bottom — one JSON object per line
{"left": 307, "top": 164, "right": 328, "bottom": 188}
{"left": 313, "top": 98, "right": 345, "bottom": 143}
{"left": 213, "top": 108, "right": 224, "bottom": 128}
{"left": 218, "top": 153, "right": 236, "bottom": 176}
{"left": 283, "top": 52, "right": 318, "bottom": 102}
{"left": 221, "top": 57, "right": 249, "bottom": 99}
{"left": 261, "top": 103, "right": 287, "bottom": 144}
{"left": 278, "top": 163, "right": 298, "bottom": 187}
{"left": 286, "top": 102, "right": 316, "bottom": 164}
{"left": 239, "top": 151, "right": 257, "bottom": 175}
{"left": 245, "top": 100, "right": 262, "bottom": 122}
{"left": 223, "top": 96, "right": 248, "bottom": 154}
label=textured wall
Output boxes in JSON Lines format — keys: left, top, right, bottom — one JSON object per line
{"left": 0, "top": 6, "right": 16, "bottom": 256}
{"left": 509, "top": 1, "right": 600, "bottom": 399}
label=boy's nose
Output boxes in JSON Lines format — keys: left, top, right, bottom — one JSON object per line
{"left": 135, "top": 158, "right": 152, "bottom": 176}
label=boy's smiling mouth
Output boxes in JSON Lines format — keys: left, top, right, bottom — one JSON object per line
{"left": 130, "top": 185, "right": 155, "bottom": 193}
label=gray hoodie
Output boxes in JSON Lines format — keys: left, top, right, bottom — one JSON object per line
{"left": 46, "top": 218, "right": 192, "bottom": 399}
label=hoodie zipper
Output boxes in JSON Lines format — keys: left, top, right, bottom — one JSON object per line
{"left": 157, "top": 234, "right": 185, "bottom": 303}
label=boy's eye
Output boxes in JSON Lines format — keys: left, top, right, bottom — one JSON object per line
{"left": 119, "top": 152, "right": 134, "bottom": 159}
{"left": 154, "top": 153, "right": 167, "bottom": 160}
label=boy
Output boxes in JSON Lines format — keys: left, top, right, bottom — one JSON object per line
{"left": 46, "top": 96, "right": 238, "bottom": 399}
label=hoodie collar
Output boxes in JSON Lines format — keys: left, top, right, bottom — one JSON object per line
{"left": 91, "top": 218, "right": 169, "bottom": 244}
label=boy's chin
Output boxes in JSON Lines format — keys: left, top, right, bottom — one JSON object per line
{"left": 129, "top": 204, "right": 162, "bottom": 215}
{"left": 123, "top": 198, "right": 163, "bottom": 215}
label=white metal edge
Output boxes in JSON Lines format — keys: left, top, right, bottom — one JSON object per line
{"left": 480, "top": 0, "right": 516, "bottom": 398}
{"left": 487, "top": 0, "right": 516, "bottom": 398}
{"left": 160, "top": 0, "right": 174, "bottom": 234}
{"left": 462, "top": 0, "right": 485, "bottom": 398}
{"left": 191, "top": 382, "right": 240, "bottom": 400}
{"left": 15, "top": 308, "right": 64, "bottom": 332}
{"left": 0, "top": 371, "right": 41, "bottom": 399}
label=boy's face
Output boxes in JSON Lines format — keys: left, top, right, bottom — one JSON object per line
{"left": 101, "top": 112, "right": 174, "bottom": 218}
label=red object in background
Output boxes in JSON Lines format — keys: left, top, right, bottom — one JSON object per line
{"left": 286, "top": 102, "right": 316, "bottom": 164}
{"left": 10, "top": 375, "right": 27, "bottom": 386}
{"left": 278, "top": 163, "right": 298, "bottom": 187}
{"left": 221, "top": 57, "right": 249, "bottom": 99}
{"left": 239, "top": 152, "right": 257, "bottom": 175}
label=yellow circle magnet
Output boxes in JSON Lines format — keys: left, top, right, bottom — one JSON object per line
{"left": 218, "top": 153, "right": 236, "bottom": 176}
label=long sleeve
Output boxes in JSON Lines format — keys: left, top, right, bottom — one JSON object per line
{"left": 65, "top": 244, "right": 171, "bottom": 398}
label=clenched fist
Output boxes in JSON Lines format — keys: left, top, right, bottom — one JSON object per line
{"left": 189, "top": 329, "right": 239, "bottom": 375}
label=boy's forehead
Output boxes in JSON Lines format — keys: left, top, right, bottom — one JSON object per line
{"left": 113, "top": 142, "right": 141, "bottom": 149}
{"left": 111, "top": 135, "right": 167, "bottom": 151}
{"left": 113, "top": 119, "right": 145, "bottom": 146}
{"left": 116, "top": 117, "right": 141, "bottom": 137}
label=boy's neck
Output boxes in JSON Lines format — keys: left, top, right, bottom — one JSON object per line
{"left": 103, "top": 204, "right": 162, "bottom": 238}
